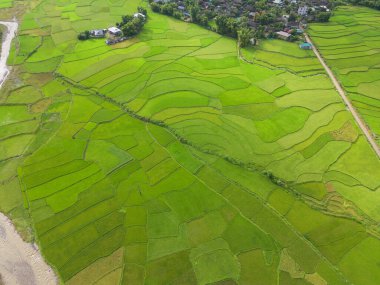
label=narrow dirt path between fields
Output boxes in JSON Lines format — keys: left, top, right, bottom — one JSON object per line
{"left": 305, "top": 33, "right": 380, "bottom": 159}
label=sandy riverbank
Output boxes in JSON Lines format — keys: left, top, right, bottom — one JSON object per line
{"left": 0, "top": 213, "right": 58, "bottom": 285}
{"left": 0, "top": 21, "right": 59, "bottom": 285}
{"left": 0, "top": 20, "right": 18, "bottom": 88}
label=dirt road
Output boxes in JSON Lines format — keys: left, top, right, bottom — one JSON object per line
{"left": 304, "top": 33, "right": 380, "bottom": 159}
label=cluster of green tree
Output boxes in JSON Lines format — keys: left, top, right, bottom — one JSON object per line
{"left": 307, "top": 8, "right": 332, "bottom": 22}
{"left": 78, "top": 7, "right": 147, "bottom": 41}
{"left": 149, "top": 0, "right": 334, "bottom": 47}
{"left": 214, "top": 15, "right": 258, "bottom": 46}
{"left": 78, "top": 30, "right": 91, "bottom": 41}
{"left": 150, "top": 1, "right": 257, "bottom": 46}
{"left": 117, "top": 7, "right": 148, "bottom": 37}
{"left": 339, "top": 0, "right": 380, "bottom": 9}
{"left": 150, "top": 0, "right": 211, "bottom": 26}
{"left": 214, "top": 15, "right": 292, "bottom": 46}
{"left": 315, "top": 11, "right": 332, "bottom": 21}
{"left": 151, "top": 2, "right": 182, "bottom": 20}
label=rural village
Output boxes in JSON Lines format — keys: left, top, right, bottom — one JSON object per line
{"left": 149, "top": 0, "right": 332, "bottom": 47}
{"left": 76, "top": 0, "right": 330, "bottom": 49}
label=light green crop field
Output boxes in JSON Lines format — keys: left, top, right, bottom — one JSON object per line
{"left": 0, "top": 1, "right": 380, "bottom": 285}
{"left": 0, "top": 0, "right": 12, "bottom": 9}
{"left": 309, "top": 6, "right": 380, "bottom": 145}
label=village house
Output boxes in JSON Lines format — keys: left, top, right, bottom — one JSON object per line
{"left": 299, "top": 42, "right": 313, "bottom": 49}
{"left": 90, "top": 29, "right": 106, "bottom": 38}
{"left": 134, "top": 12, "right": 146, "bottom": 19}
{"left": 286, "top": 21, "right": 299, "bottom": 29}
{"left": 319, "top": 5, "right": 330, "bottom": 11}
{"left": 282, "top": 14, "right": 289, "bottom": 25}
{"left": 276, "top": 31, "right": 292, "bottom": 40}
{"left": 298, "top": 6, "right": 308, "bottom": 16}
{"left": 108, "top": 27, "right": 122, "bottom": 36}
{"left": 248, "top": 12, "right": 256, "bottom": 18}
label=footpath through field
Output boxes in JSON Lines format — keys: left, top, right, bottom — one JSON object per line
{"left": 305, "top": 33, "right": 380, "bottom": 159}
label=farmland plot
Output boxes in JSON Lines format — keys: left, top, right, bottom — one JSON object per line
{"left": 309, "top": 6, "right": 380, "bottom": 145}
{"left": 0, "top": 1, "right": 379, "bottom": 284}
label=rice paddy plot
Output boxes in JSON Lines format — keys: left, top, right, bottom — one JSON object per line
{"left": 309, "top": 6, "right": 380, "bottom": 145}
{"left": 1, "top": 0, "right": 380, "bottom": 284}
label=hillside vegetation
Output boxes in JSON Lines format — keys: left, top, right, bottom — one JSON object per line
{"left": 0, "top": 1, "right": 379, "bottom": 284}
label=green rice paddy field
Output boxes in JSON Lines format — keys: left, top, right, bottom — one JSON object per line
{"left": 0, "top": 1, "right": 380, "bottom": 284}
{"left": 309, "top": 6, "right": 380, "bottom": 145}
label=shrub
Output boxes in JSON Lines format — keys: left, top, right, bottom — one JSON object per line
{"left": 77, "top": 31, "right": 90, "bottom": 40}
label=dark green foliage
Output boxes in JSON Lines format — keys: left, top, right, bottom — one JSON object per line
{"left": 150, "top": 1, "right": 210, "bottom": 27}
{"left": 315, "top": 11, "right": 332, "bottom": 22}
{"left": 121, "top": 17, "right": 145, "bottom": 37}
{"left": 151, "top": 2, "right": 161, "bottom": 12}
{"left": 238, "top": 28, "right": 253, "bottom": 47}
{"left": 119, "top": 11, "right": 147, "bottom": 37}
{"left": 121, "top": 15, "right": 134, "bottom": 24}
{"left": 173, "top": 10, "right": 182, "bottom": 19}
{"left": 161, "top": 3, "right": 176, "bottom": 16}
{"left": 215, "top": 15, "right": 238, "bottom": 37}
{"left": 288, "top": 12, "right": 297, "bottom": 22}
{"left": 138, "top": 6, "right": 148, "bottom": 16}
{"left": 343, "top": 0, "right": 380, "bottom": 10}
{"left": 190, "top": 5, "right": 200, "bottom": 22}
{"left": 256, "top": 12, "right": 275, "bottom": 25}
{"left": 77, "top": 30, "right": 90, "bottom": 40}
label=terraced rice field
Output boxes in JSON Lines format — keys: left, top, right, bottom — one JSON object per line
{"left": 309, "top": 6, "right": 380, "bottom": 145}
{"left": 0, "top": 0, "right": 13, "bottom": 9}
{"left": 0, "top": 0, "right": 380, "bottom": 284}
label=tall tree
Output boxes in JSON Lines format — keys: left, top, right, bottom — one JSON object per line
{"left": 238, "top": 27, "right": 254, "bottom": 47}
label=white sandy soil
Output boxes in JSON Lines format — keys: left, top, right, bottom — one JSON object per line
{"left": 0, "top": 20, "right": 18, "bottom": 88}
{"left": 0, "top": 21, "right": 58, "bottom": 285}
{"left": 0, "top": 213, "right": 58, "bottom": 285}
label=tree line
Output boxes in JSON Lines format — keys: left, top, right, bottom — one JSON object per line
{"left": 118, "top": 7, "right": 148, "bottom": 37}
{"left": 78, "top": 7, "right": 148, "bottom": 41}
{"left": 149, "top": 0, "right": 335, "bottom": 47}
{"left": 345, "top": 0, "right": 380, "bottom": 9}
{"left": 150, "top": 0, "right": 258, "bottom": 47}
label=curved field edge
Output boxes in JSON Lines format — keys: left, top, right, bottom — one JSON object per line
{"left": 309, "top": 5, "right": 380, "bottom": 145}
{"left": 0, "top": 1, "right": 379, "bottom": 285}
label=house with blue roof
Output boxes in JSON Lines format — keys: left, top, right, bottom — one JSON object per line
{"left": 299, "top": 42, "right": 313, "bottom": 50}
